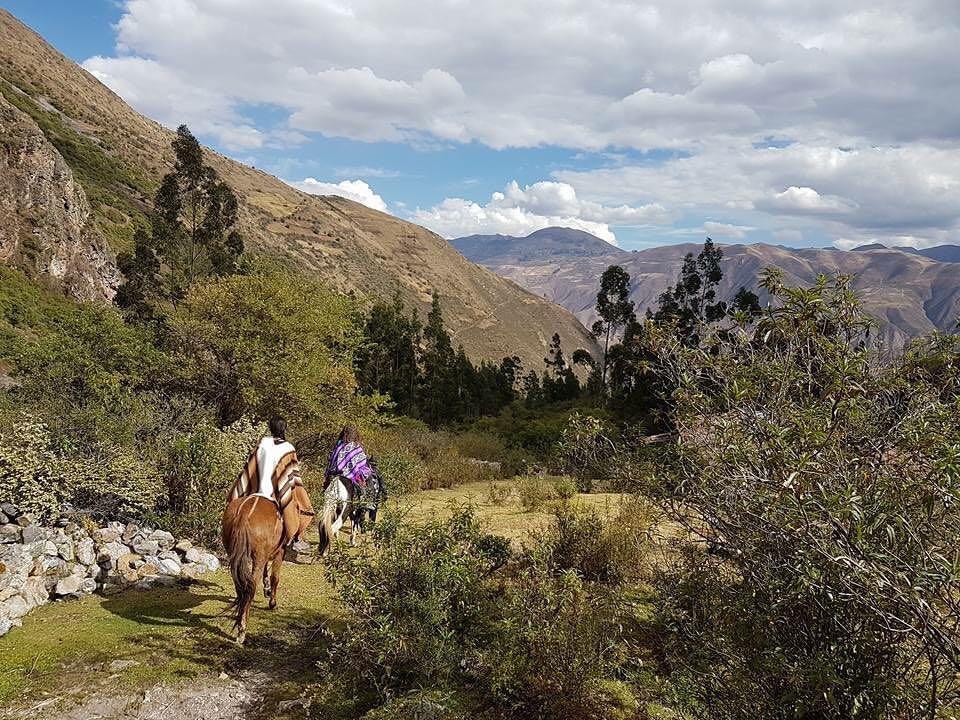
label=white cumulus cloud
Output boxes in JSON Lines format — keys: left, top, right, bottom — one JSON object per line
{"left": 411, "top": 181, "right": 672, "bottom": 244}
{"left": 77, "top": 1, "right": 960, "bottom": 248}
{"left": 287, "top": 178, "right": 388, "bottom": 212}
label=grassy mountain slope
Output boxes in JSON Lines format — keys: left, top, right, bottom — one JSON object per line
{"left": 0, "top": 10, "right": 597, "bottom": 368}
{"left": 456, "top": 232, "right": 960, "bottom": 348}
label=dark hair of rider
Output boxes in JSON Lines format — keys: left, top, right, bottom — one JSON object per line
{"left": 268, "top": 416, "right": 287, "bottom": 443}
{"left": 338, "top": 425, "right": 360, "bottom": 445}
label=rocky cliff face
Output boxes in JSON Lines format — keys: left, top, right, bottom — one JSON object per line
{"left": 0, "top": 91, "right": 117, "bottom": 301}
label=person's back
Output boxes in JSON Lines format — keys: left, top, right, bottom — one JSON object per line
{"left": 254, "top": 417, "right": 296, "bottom": 502}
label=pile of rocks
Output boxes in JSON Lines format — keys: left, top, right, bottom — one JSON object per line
{"left": 0, "top": 502, "right": 220, "bottom": 637}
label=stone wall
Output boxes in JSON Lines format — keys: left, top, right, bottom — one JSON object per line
{"left": 0, "top": 502, "right": 220, "bottom": 637}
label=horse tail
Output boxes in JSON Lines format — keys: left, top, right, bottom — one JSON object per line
{"left": 318, "top": 492, "right": 335, "bottom": 555}
{"left": 227, "top": 500, "right": 256, "bottom": 632}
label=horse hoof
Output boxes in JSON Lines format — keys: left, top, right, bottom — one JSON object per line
{"left": 235, "top": 632, "right": 246, "bottom": 646}
{"left": 263, "top": 587, "right": 271, "bottom": 599}
{"left": 269, "top": 600, "right": 277, "bottom": 611}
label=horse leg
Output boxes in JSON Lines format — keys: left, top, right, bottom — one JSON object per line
{"left": 268, "top": 548, "right": 283, "bottom": 610}
{"left": 262, "top": 562, "right": 271, "bottom": 599}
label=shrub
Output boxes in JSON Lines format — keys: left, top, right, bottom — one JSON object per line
{"left": 535, "top": 501, "right": 652, "bottom": 585}
{"left": 553, "top": 412, "right": 619, "bottom": 491}
{"left": 322, "top": 508, "right": 508, "bottom": 696}
{"left": 485, "top": 481, "right": 513, "bottom": 506}
{"left": 360, "top": 690, "right": 467, "bottom": 720}
{"left": 475, "top": 568, "right": 636, "bottom": 719}
{"left": 422, "top": 447, "right": 498, "bottom": 489}
{"left": 516, "top": 475, "right": 556, "bottom": 512}
{"left": 159, "top": 417, "right": 263, "bottom": 546}
{"left": 0, "top": 415, "right": 162, "bottom": 522}
{"left": 320, "top": 507, "right": 647, "bottom": 720}
{"left": 650, "top": 273, "right": 960, "bottom": 718}
{"left": 451, "top": 431, "right": 506, "bottom": 463}
{"left": 168, "top": 271, "right": 383, "bottom": 430}
{"left": 370, "top": 442, "right": 424, "bottom": 497}
{"left": 553, "top": 475, "right": 578, "bottom": 500}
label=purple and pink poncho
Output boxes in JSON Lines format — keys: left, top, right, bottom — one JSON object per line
{"left": 326, "top": 440, "right": 372, "bottom": 487}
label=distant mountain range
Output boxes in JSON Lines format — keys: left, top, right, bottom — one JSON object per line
{"left": 452, "top": 229, "right": 960, "bottom": 348}
{"left": 853, "top": 243, "right": 960, "bottom": 264}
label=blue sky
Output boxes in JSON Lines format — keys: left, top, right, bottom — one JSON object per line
{"left": 3, "top": 1, "right": 957, "bottom": 250}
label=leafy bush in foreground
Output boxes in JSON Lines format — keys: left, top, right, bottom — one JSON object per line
{"left": 651, "top": 272, "right": 960, "bottom": 719}
{"left": 321, "top": 507, "right": 651, "bottom": 719}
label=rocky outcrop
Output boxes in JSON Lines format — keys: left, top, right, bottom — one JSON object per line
{"left": 0, "top": 91, "right": 118, "bottom": 301}
{"left": 0, "top": 502, "right": 220, "bottom": 637}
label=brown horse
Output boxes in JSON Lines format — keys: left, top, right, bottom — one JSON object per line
{"left": 221, "top": 487, "right": 314, "bottom": 645}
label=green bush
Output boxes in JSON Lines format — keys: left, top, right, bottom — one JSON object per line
{"left": 485, "top": 481, "right": 513, "bottom": 506}
{"left": 516, "top": 474, "right": 579, "bottom": 512}
{"left": 451, "top": 431, "right": 506, "bottom": 463}
{"left": 516, "top": 474, "right": 556, "bottom": 512}
{"left": 553, "top": 412, "right": 619, "bottom": 492}
{"left": 476, "top": 568, "right": 637, "bottom": 720}
{"left": 650, "top": 273, "right": 960, "bottom": 718}
{"left": 553, "top": 475, "right": 578, "bottom": 500}
{"left": 168, "top": 271, "right": 383, "bottom": 430}
{"left": 320, "top": 507, "right": 648, "bottom": 720}
{"left": 0, "top": 415, "right": 161, "bottom": 522}
{"left": 536, "top": 501, "right": 652, "bottom": 585}
{"left": 360, "top": 690, "right": 467, "bottom": 720}
{"left": 158, "top": 417, "right": 263, "bottom": 546}
{"left": 322, "top": 508, "right": 507, "bottom": 696}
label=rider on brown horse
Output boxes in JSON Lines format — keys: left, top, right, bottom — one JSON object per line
{"left": 221, "top": 416, "right": 315, "bottom": 644}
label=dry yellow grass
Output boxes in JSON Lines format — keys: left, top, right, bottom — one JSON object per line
{"left": 398, "top": 480, "right": 628, "bottom": 545}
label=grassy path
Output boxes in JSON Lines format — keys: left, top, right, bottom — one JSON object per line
{"left": 0, "top": 483, "right": 630, "bottom": 719}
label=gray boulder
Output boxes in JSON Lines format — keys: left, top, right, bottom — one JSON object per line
{"left": 97, "top": 541, "right": 128, "bottom": 567}
{"left": 20, "top": 525, "right": 47, "bottom": 544}
{"left": 20, "top": 576, "right": 47, "bottom": 609}
{"left": 122, "top": 523, "right": 139, "bottom": 543}
{"left": 0, "top": 502, "right": 18, "bottom": 518}
{"left": 0, "top": 616, "right": 16, "bottom": 637}
{"left": 15, "top": 513, "right": 36, "bottom": 528}
{"left": 157, "top": 557, "right": 181, "bottom": 576}
{"left": 75, "top": 538, "right": 96, "bottom": 566}
{"left": 149, "top": 530, "right": 176, "bottom": 550}
{"left": 0, "top": 524, "right": 21, "bottom": 544}
{"left": 132, "top": 539, "right": 159, "bottom": 556}
{"left": 174, "top": 539, "right": 193, "bottom": 554}
{"left": 54, "top": 574, "right": 83, "bottom": 596}
{"left": 92, "top": 527, "right": 120, "bottom": 545}
{"left": 198, "top": 552, "right": 220, "bottom": 572}
{"left": 4, "top": 594, "right": 29, "bottom": 620}
{"left": 56, "top": 538, "right": 75, "bottom": 562}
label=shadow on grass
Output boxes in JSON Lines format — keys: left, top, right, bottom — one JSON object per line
{"left": 97, "top": 577, "right": 338, "bottom": 719}
{"left": 100, "top": 579, "right": 236, "bottom": 641}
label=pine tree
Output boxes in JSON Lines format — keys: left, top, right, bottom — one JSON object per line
{"left": 421, "top": 291, "right": 458, "bottom": 427}
{"left": 355, "top": 289, "right": 422, "bottom": 415}
{"left": 543, "top": 333, "right": 580, "bottom": 402}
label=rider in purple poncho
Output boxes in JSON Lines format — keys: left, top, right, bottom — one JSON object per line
{"left": 325, "top": 425, "right": 372, "bottom": 490}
